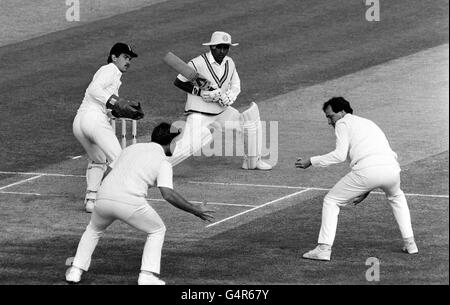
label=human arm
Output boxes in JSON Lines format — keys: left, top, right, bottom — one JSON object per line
{"left": 159, "top": 187, "right": 215, "bottom": 222}
{"left": 86, "top": 65, "right": 119, "bottom": 104}
{"left": 218, "top": 67, "right": 241, "bottom": 107}
{"left": 350, "top": 191, "right": 371, "bottom": 206}
{"left": 295, "top": 157, "right": 312, "bottom": 169}
{"left": 310, "top": 122, "right": 350, "bottom": 167}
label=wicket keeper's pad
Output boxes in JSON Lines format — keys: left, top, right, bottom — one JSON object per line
{"left": 240, "top": 102, "right": 263, "bottom": 169}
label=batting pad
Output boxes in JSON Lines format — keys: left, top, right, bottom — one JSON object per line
{"left": 168, "top": 127, "right": 213, "bottom": 167}
{"left": 240, "top": 102, "right": 263, "bottom": 169}
{"left": 86, "top": 161, "right": 107, "bottom": 198}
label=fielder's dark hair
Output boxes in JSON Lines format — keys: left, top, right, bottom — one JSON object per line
{"left": 151, "top": 122, "right": 180, "bottom": 146}
{"left": 322, "top": 97, "right": 353, "bottom": 114}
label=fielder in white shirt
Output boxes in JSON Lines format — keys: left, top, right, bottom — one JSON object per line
{"left": 65, "top": 123, "right": 215, "bottom": 285}
{"left": 73, "top": 42, "right": 143, "bottom": 213}
{"left": 296, "top": 97, "right": 418, "bottom": 261}
{"left": 169, "top": 31, "right": 272, "bottom": 170}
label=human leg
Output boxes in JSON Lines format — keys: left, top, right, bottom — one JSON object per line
{"left": 304, "top": 171, "right": 371, "bottom": 261}
{"left": 66, "top": 203, "right": 115, "bottom": 283}
{"left": 238, "top": 102, "right": 271, "bottom": 170}
{"left": 73, "top": 112, "right": 121, "bottom": 212}
{"left": 168, "top": 113, "right": 214, "bottom": 167}
{"left": 379, "top": 167, "right": 417, "bottom": 253}
{"left": 120, "top": 204, "right": 167, "bottom": 284}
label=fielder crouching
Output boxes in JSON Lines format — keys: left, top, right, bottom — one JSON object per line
{"left": 169, "top": 31, "right": 272, "bottom": 170}
{"left": 65, "top": 123, "right": 214, "bottom": 285}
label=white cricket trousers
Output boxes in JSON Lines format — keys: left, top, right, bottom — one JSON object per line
{"left": 169, "top": 107, "right": 242, "bottom": 166}
{"left": 72, "top": 110, "right": 122, "bottom": 199}
{"left": 318, "top": 164, "right": 414, "bottom": 246}
{"left": 72, "top": 198, "right": 166, "bottom": 274}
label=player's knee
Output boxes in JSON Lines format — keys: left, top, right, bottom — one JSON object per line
{"left": 86, "top": 222, "right": 105, "bottom": 237}
{"left": 149, "top": 224, "right": 166, "bottom": 236}
{"left": 323, "top": 195, "right": 341, "bottom": 208}
{"left": 386, "top": 190, "right": 406, "bottom": 203}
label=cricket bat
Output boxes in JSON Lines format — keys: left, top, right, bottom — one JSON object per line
{"left": 163, "top": 52, "right": 214, "bottom": 90}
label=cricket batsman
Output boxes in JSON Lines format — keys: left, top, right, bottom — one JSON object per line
{"left": 165, "top": 31, "right": 272, "bottom": 170}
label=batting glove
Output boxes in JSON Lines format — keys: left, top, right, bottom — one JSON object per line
{"left": 201, "top": 88, "right": 221, "bottom": 103}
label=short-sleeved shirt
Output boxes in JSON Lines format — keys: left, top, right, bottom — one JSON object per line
{"left": 97, "top": 143, "right": 173, "bottom": 204}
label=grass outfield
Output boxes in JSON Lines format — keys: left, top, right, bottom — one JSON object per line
{"left": 0, "top": 0, "right": 448, "bottom": 286}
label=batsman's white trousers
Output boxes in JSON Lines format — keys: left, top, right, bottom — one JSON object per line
{"left": 318, "top": 164, "right": 414, "bottom": 246}
{"left": 169, "top": 106, "right": 242, "bottom": 166}
{"left": 72, "top": 198, "right": 166, "bottom": 274}
{"left": 73, "top": 110, "right": 122, "bottom": 198}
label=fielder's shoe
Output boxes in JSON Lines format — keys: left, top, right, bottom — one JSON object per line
{"left": 85, "top": 199, "right": 95, "bottom": 213}
{"left": 402, "top": 239, "right": 418, "bottom": 254}
{"left": 138, "top": 272, "right": 166, "bottom": 285}
{"left": 241, "top": 156, "right": 272, "bottom": 170}
{"left": 65, "top": 266, "right": 83, "bottom": 284}
{"left": 302, "top": 245, "right": 332, "bottom": 261}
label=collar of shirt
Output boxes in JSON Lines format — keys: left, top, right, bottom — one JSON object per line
{"left": 206, "top": 51, "right": 228, "bottom": 67}
{"left": 108, "top": 62, "right": 123, "bottom": 78}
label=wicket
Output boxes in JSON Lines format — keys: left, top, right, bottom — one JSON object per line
{"left": 111, "top": 118, "right": 137, "bottom": 148}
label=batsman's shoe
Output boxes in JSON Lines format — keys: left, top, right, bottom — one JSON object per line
{"left": 85, "top": 199, "right": 95, "bottom": 213}
{"left": 241, "top": 156, "right": 272, "bottom": 170}
{"left": 138, "top": 272, "right": 166, "bottom": 285}
{"left": 65, "top": 266, "right": 83, "bottom": 284}
{"left": 402, "top": 240, "right": 419, "bottom": 254}
{"left": 302, "top": 245, "right": 332, "bottom": 261}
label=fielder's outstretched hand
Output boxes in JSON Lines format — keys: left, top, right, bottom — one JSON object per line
{"left": 194, "top": 201, "right": 215, "bottom": 223}
{"left": 295, "top": 157, "right": 312, "bottom": 169}
{"left": 351, "top": 191, "right": 371, "bottom": 206}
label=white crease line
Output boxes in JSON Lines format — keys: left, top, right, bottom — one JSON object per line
{"left": 206, "top": 188, "right": 311, "bottom": 228}
{"left": 0, "top": 191, "right": 43, "bottom": 196}
{"left": 0, "top": 171, "right": 84, "bottom": 178}
{"left": 189, "top": 181, "right": 449, "bottom": 199}
{"left": 0, "top": 175, "right": 44, "bottom": 191}
{"left": 146, "top": 198, "right": 256, "bottom": 208}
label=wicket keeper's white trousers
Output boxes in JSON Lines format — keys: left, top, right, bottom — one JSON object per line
{"left": 73, "top": 110, "right": 122, "bottom": 199}
{"left": 318, "top": 164, "right": 414, "bottom": 246}
{"left": 72, "top": 198, "right": 166, "bottom": 274}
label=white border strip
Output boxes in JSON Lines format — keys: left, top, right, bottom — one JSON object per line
{"left": 189, "top": 181, "right": 449, "bottom": 199}
{"left": 0, "top": 171, "right": 84, "bottom": 178}
{"left": 206, "top": 189, "right": 311, "bottom": 228}
{"left": 0, "top": 175, "right": 44, "bottom": 191}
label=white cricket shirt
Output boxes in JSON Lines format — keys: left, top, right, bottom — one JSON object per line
{"left": 311, "top": 114, "right": 399, "bottom": 170}
{"left": 97, "top": 143, "right": 173, "bottom": 204}
{"left": 77, "top": 63, "right": 122, "bottom": 114}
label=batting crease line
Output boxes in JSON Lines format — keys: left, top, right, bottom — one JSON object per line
{"left": 0, "top": 171, "right": 84, "bottom": 178}
{"left": 206, "top": 188, "right": 312, "bottom": 228}
{"left": 1, "top": 171, "right": 447, "bottom": 198}
{"left": 189, "top": 181, "right": 449, "bottom": 199}
{"left": 0, "top": 175, "right": 44, "bottom": 191}
{"left": 0, "top": 190, "right": 254, "bottom": 208}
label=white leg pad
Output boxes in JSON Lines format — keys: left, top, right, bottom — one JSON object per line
{"left": 240, "top": 102, "right": 263, "bottom": 169}
{"left": 86, "top": 161, "right": 107, "bottom": 200}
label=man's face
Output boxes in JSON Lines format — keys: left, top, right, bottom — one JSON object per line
{"left": 324, "top": 105, "right": 345, "bottom": 128}
{"left": 112, "top": 53, "right": 132, "bottom": 72}
{"left": 210, "top": 44, "right": 230, "bottom": 64}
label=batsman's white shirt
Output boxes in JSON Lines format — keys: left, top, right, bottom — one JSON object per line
{"left": 77, "top": 63, "right": 122, "bottom": 115}
{"left": 311, "top": 114, "right": 399, "bottom": 170}
{"left": 98, "top": 143, "right": 173, "bottom": 204}
{"left": 177, "top": 52, "right": 241, "bottom": 114}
